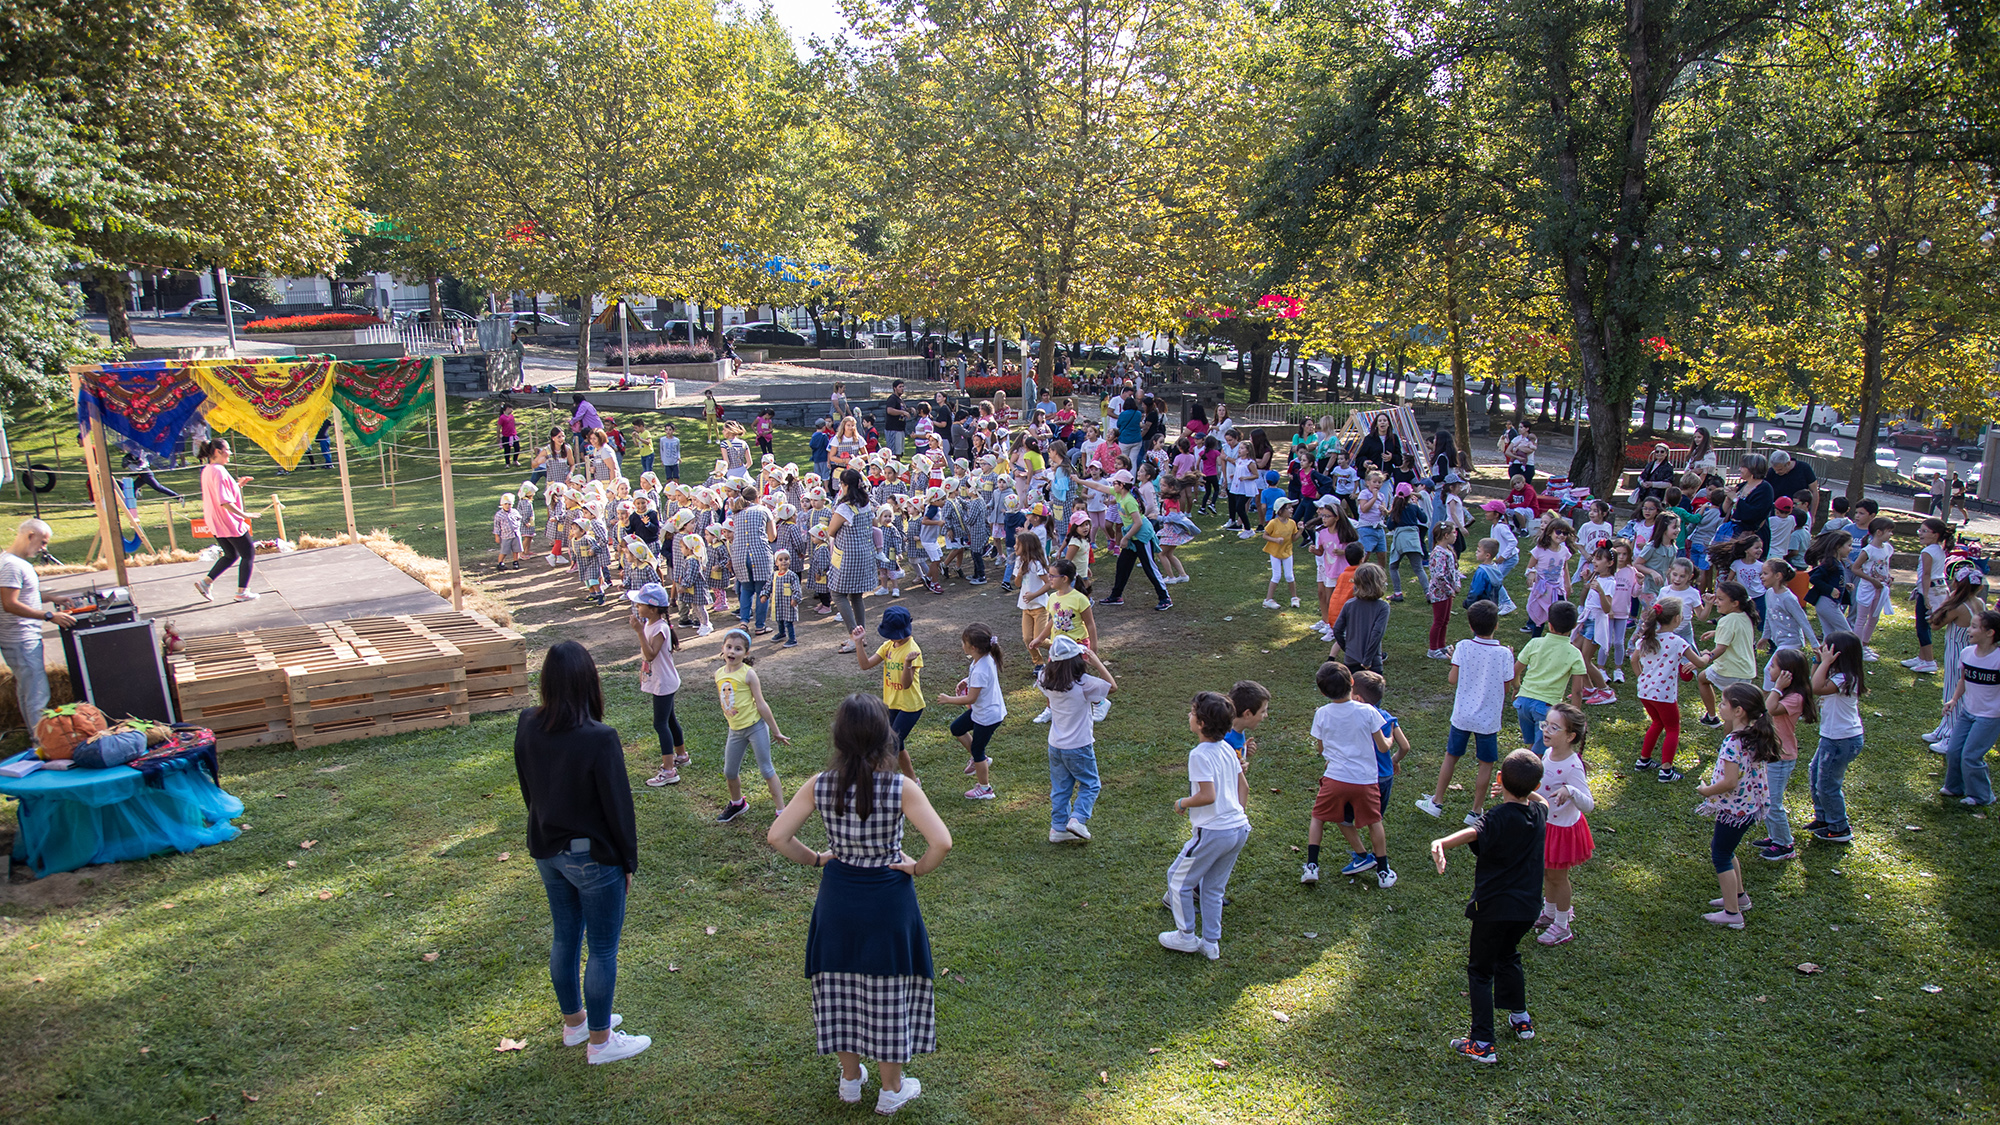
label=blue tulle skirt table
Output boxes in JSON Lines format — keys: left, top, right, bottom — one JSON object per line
{"left": 0, "top": 751, "right": 243, "bottom": 876}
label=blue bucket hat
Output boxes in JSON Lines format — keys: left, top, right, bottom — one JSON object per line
{"left": 877, "top": 605, "right": 913, "bottom": 641}
{"left": 625, "top": 582, "right": 671, "bottom": 608}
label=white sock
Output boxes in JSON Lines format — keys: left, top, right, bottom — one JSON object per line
{"left": 1556, "top": 908, "right": 1573, "bottom": 925}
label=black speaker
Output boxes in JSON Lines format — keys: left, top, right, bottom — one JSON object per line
{"left": 64, "top": 619, "right": 176, "bottom": 724}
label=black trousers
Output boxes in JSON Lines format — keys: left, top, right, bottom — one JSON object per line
{"left": 205, "top": 533, "right": 255, "bottom": 589}
{"left": 1109, "top": 540, "right": 1168, "bottom": 603}
{"left": 1467, "top": 917, "right": 1534, "bottom": 1044}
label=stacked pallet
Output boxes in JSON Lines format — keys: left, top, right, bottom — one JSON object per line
{"left": 168, "top": 611, "right": 530, "bottom": 751}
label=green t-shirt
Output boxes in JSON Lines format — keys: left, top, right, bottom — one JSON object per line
{"left": 1713, "top": 612, "right": 1757, "bottom": 680}
{"left": 1670, "top": 504, "right": 1698, "bottom": 549}
{"left": 1517, "top": 634, "right": 1586, "bottom": 704}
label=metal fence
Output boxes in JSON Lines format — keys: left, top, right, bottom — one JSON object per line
{"left": 356, "top": 321, "right": 463, "bottom": 356}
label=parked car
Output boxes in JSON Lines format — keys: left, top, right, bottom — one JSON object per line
{"left": 739, "top": 324, "right": 809, "bottom": 346}
{"left": 1911, "top": 455, "right": 1951, "bottom": 483}
{"left": 1760, "top": 427, "right": 1791, "bottom": 443}
{"left": 1774, "top": 405, "right": 1839, "bottom": 432}
{"left": 1874, "top": 448, "right": 1901, "bottom": 470}
{"left": 500, "top": 311, "right": 571, "bottom": 328}
{"left": 656, "top": 319, "right": 701, "bottom": 342}
{"left": 1831, "top": 419, "right": 1889, "bottom": 440}
{"left": 165, "top": 297, "right": 256, "bottom": 319}
{"left": 1810, "top": 437, "right": 1844, "bottom": 458}
{"left": 1712, "top": 421, "right": 1738, "bottom": 439}
{"left": 399, "top": 308, "right": 479, "bottom": 326}
{"left": 1892, "top": 427, "right": 1954, "bottom": 452}
{"left": 1694, "top": 402, "right": 1760, "bottom": 420}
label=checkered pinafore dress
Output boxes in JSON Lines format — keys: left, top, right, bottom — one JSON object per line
{"left": 731, "top": 504, "right": 774, "bottom": 583}
{"left": 804, "top": 771, "right": 936, "bottom": 1063}
{"left": 831, "top": 503, "right": 877, "bottom": 595}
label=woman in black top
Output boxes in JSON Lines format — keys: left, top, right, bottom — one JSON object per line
{"left": 1355, "top": 414, "right": 1402, "bottom": 474}
{"left": 1142, "top": 397, "right": 1166, "bottom": 448}
{"left": 1428, "top": 427, "right": 1458, "bottom": 482}
{"left": 1731, "top": 453, "right": 1776, "bottom": 553}
{"left": 514, "top": 641, "right": 649, "bottom": 1063}
{"left": 1635, "top": 444, "right": 1676, "bottom": 508}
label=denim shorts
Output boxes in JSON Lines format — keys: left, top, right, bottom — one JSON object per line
{"left": 1448, "top": 725, "right": 1500, "bottom": 763}
{"left": 1358, "top": 525, "right": 1387, "bottom": 553}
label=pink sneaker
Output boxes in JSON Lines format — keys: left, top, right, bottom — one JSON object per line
{"left": 1536, "top": 921, "right": 1573, "bottom": 945}
{"left": 1701, "top": 909, "right": 1745, "bottom": 930}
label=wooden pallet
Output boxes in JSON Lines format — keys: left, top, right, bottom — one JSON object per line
{"left": 403, "top": 611, "right": 531, "bottom": 714}
{"left": 287, "top": 626, "right": 469, "bottom": 749}
{"left": 170, "top": 632, "right": 300, "bottom": 751}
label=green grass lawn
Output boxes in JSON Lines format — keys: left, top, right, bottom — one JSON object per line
{"left": 2, "top": 399, "right": 1996, "bottom": 1123}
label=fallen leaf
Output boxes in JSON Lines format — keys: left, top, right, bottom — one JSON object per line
{"left": 951, "top": 973, "right": 966, "bottom": 983}
{"left": 1269, "top": 787, "right": 1282, "bottom": 793}
{"left": 1222, "top": 615, "right": 1233, "bottom": 621}
{"left": 497, "top": 852, "right": 512, "bottom": 862}
{"left": 1210, "top": 1058, "right": 1231, "bottom": 1069}
{"left": 139, "top": 1046, "right": 150, "bottom": 1055}
{"left": 1796, "top": 962, "right": 1823, "bottom": 975}
{"left": 1098, "top": 1070, "right": 1109, "bottom": 1084}
{"left": 495, "top": 1038, "right": 526, "bottom": 1052}
{"left": 1448, "top": 783, "right": 1464, "bottom": 791}
{"left": 1921, "top": 984, "right": 1943, "bottom": 993}
{"left": 1260, "top": 649, "right": 1269, "bottom": 654}
{"left": 275, "top": 793, "right": 286, "bottom": 798}
{"left": 383, "top": 892, "right": 394, "bottom": 898}
{"left": 1920, "top": 871, "right": 1935, "bottom": 878}
{"left": 1873, "top": 995, "right": 1884, "bottom": 1001}
{"left": 241, "top": 1092, "right": 260, "bottom": 1103}
{"left": 30, "top": 976, "right": 43, "bottom": 984}
{"left": 1753, "top": 995, "right": 1767, "bottom": 1002}
{"left": 421, "top": 952, "right": 439, "bottom": 962}
{"left": 1830, "top": 925, "right": 1840, "bottom": 931}
{"left": 1904, "top": 824, "right": 1923, "bottom": 831}
{"left": 1272, "top": 1010, "right": 1291, "bottom": 1023}
{"left": 1975, "top": 813, "right": 1987, "bottom": 819}
{"left": 1289, "top": 845, "right": 1300, "bottom": 853}
{"left": 318, "top": 891, "right": 334, "bottom": 901}
{"left": 160, "top": 902, "right": 176, "bottom": 910}
{"left": 198, "top": 1116, "right": 218, "bottom": 1123}
{"left": 299, "top": 840, "right": 316, "bottom": 850}
{"left": 286, "top": 860, "right": 298, "bottom": 869}
{"left": 1147, "top": 1047, "right": 1162, "bottom": 1055}
{"left": 26, "top": 943, "right": 39, "bottom": 949}
{"left": 705, "top": 926, "right": 717, "bottom": 936}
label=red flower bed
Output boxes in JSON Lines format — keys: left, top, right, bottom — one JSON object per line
{"left": 964, "top": 374, "right": 1074, "bottom": 396}
{"left": 243, "top": 313, "right": 385, "bottom": 333}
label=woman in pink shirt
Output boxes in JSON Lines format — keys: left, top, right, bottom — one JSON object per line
{"left": 195, "top": 438, "right": 259, "bottom": 602}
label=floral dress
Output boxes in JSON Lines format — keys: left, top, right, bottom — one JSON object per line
{"left": 1527, "top": 544, "right": 1571, "bottom": 627}
{"left": 1425, "top": 540, "right": 1461, "bottom": 603}
{"left": 1696, "top": 733, "right": 1770, "bottom": 827}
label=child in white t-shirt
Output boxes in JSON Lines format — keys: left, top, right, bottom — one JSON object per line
{"left": 1417, "top": 600, "right": 1516, "bottom": 824}
{"left": 939, "top": 623, "right": 1009, "bottom": 800}
{"left": 1301, "top": 661, "right": 1397, "bottom": 888}
{"left": 1160, "top": 691, "right": 1253, "bottom": 960}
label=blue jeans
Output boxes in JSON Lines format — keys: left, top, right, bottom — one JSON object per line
{"left": 1513, "top": 697, "right": 1552, "bottom": 756}
{"left": 0, "top": 634, "right": 49, "bottom": 745}
{"left": 1764, "top": 758, "right": 1798, "bottom": 846}
{"left": 737, "top": 579, "right": 767, "bottom": 629}
{"left": 640, "top": 453, "right": 656, "bottom": 474}
{"left": 1049, "top": 743, "right": 1101, "bottom": 829}
{"left": 1808, "top": 734, "right": 1865, "bottom": 831}
{"left": 1943, "top": 712, "right": 2000, "bottom": 805}
{"left": 535, "top": 850, "right": 628, "bottom": 1031}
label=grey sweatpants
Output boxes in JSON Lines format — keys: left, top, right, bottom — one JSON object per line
{"left": 723, "top": 720, "right": 776, "bottom": 781}
{"left": 1165, "top": 823, "right": 1251, "bottom": 942}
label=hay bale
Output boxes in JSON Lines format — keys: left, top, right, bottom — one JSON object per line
{"left": 0, "top": 661, "right": 75, "bottom": 729}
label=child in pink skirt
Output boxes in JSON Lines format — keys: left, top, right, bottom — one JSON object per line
{"left": 1534, "top": 702, "right": 1595, "bottom": 946}
{"left": 1526, "top": 519, "right": 1574, "bottom": 636}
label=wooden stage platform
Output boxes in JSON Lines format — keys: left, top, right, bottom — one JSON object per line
{"left": 43, "top": 547, "right": 529, "bottom": 751}
{"left": 41, "top": 544, "right": 450, "bottom": 638}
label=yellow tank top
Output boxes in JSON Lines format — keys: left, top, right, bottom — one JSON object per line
{"left": 715, "top": 663, "right": 758, "bottom": 730}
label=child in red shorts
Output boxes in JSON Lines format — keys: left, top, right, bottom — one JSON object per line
{"left": 1300, "top": 661, "right": 1398, "bottom": 889}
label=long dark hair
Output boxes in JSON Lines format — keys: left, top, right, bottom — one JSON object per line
{"left": 1721, "top": 683, "right": 1782, "bottom": 764}
{"left": 838, "top": 468, "right": 870, "bottom": 509}
{"left": 1715, "top": 578, "right": 1761, "bottom": 632}
{"left": 537, "top": 640, "right": 604, "bottom": 732}
{"left": 1431, "top": 427, "right": 1457, "bottom": 471}
{"left": 828, "top": 693, "right": 898, "bottom": 821}
{"left": 1039, "top": 653, "right": 1087, "bottom": 694}
{"left": 1769, "top": 647, "right": 1817, "bottom": 723}
{"left": 198, "top": 438, "right": 231, "bottom": 461}
{"left": 1250, "top": 429, "right": 1274, "bottom": 462}
{"left": 1822, "top": 631, "right": 1867, "bottom": 696}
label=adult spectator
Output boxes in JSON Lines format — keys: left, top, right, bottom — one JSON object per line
{"left": 1732, "top": 453, "right": 1776, "bottom": 553}
{"left": 1428, "top": 426, "right": 1458, "bottom": 482}
{"left": 1116, "top": 395, "right": 1145, "bottom": 464}
{"left": 1765, "top": 449, "right": 1819, "bottom": 517}
{"left": 1635, "top": 443, "right": 1676, "bottom": 507}
{"left": 1, "top": 520, "right": 75, "bottom": 749}
{"left": 1504, "top": 422, "right": 1538, "bottom": 482}
{"left": 825, "top": 470, "right": 877, "bottom": 648}
{"left": 195, "top": 438, "right": 258, "bottom": 603}
{"left": 884, "top": 381, "right": 910, "bottom": 457}
{"left": 1355, "top": 413, "right": 1402, "bottom": 474}
{"left": 571, "top": 396, "right": 603, "bottom": 437}
{"left": 730, "top": 486, "right": 777, "bottom": 634}
{"left": 514, "top": 641, "right": 649, "bottom": 1064}
{"left": 531, "top": 427, "right": 574, "bottom": 487}
{"left": 1213, "top": 402, "right": 1236, "bottom": 442}
{"left": 1141, "top": 396, "right": 1167, "bottom": 450}
{"left": 922, "top": 339, "right": 940, "bottom": 382}
{"left": 768, "top": 693, "right": 950, "bottom": 1115}
{"left": 829, "top": 417, "right": 866, "bottom": 473}
{"left": 1687, "top": 428, "right": 1720, "bottom": 486}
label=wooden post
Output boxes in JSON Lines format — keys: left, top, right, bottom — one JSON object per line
{"left": 331, "top": 412, "right": 358, "bottom": 542}
{"left": 164, "top": 500, "right": 178, "bottom": 552}
{"left": 271, "top": 493, "right": 286, "bottom": 543}
{"left": 431, "top": 355, "right": 463, "bottom": 609}
{"left": 71, "top": 370, "right": 128, "bottom": 585}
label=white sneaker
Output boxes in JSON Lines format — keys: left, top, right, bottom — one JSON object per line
{"left": 1090, "top": 699, "right": 1111, "bottom": 722}
{"left": 1376, "top": 866, "right": 1398, "bottom": 889}
{"left": 1158, "top": 928, "right": 1205, "bottom": 954}
{"left": 585, "top": 1029, "right": 652, "bottom": 1064}
{"left": 1201, "top": 939, "right": 1220, "bottom": 960}
{"left": 1290, "top": 596, "right": 1300, "bottom": 607}
{"left": 1611, "top": 668, "right": 1625, "bottom": 683}
{"left": 1908, "top": 659, "right": 1939, "bottom": 674}
{"left": 1065, "top": 817, "right": 1092, "bottom": 841}
{"left": 1863, "top": 647, "right": 1880, "bottom": 662}
{"left": 1463, "top": 812, "right": 1483, "bottom": 826}
{"left": 1414, "top": 796, "right": 1443, "bottom": 818}
{"left": 1262, "top": 599, "right": 1281, "bottom": 609}
{"left": 1300, "top": 862, "right": 1320, "bottom": 884}
{"left": 234, "top": 589, "right": 260, "bottom": 602}
{"left": 1033, "top": 707, "right": 1053, "bottom": 724}
{"left": 875, "top": 1076, "right": 921, "bottom": 1115}
{"left": 1901, "top": 656, "right": 1926, "bottom": 669}
{"left": 839, "top": 1062, "right": 870, "bottom": 1104}
{"left": 562, "top": 1013, "right": 622, "bottom": 1045}
{"left": 194, "top": 577, "right": 214, "bottom": 602}
{"left": 1048, "top": 828, "right": 1079, "bottom": 844}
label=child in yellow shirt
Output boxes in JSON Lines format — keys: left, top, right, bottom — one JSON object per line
{"left": 853, "top": 605, "right": 924, "bottom": 778}
{"left": 1262, "top": 497, "right": 1300, "bottom": 609}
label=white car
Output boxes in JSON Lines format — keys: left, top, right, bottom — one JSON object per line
{"left": 1810, "top": 438, "right": 1843, "bottom": 458}
{"left": 1761, "top": 428, "right": 1791, "bottom": 443}
{"left": 1912, "top": 455, "right": 1950, "bottom": 482}
{"left": 1832, "top": 419, "right": 1890, "bottom": 440}
{"left": 1712, "top": 421, "right": 1738, "bottom": 439}
{"left": 1874, "top": 449, "right": 1900, "bottom": 470}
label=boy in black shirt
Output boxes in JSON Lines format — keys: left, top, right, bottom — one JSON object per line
{"left": 1429, "top": 748, "right": 1548, "bottom": 1063}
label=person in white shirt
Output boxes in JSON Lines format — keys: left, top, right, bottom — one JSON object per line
{"left": 1, "top": 520, "right": 75, "bottom": 749}
{"left": 1038, "top": 636, "right": 1115, "bottom": 843}
{"left": 1301, "top": 661, "right": 1398, "bottom": 888}
{"left": 1417, "top": 601, "right": 1517, "bottom": 824}
{"left": 1159, "top": 692, "right": 1253, "bottom": 960}
{"left": 937, "top": 623, "right": 1009, "bottom": 800}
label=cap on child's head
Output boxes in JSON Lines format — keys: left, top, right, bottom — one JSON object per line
{"left": 626, "top": 582, "right": 672, "bottom": 608}
{"left": 1482, "top": 499, "right": 1506, "bottom": 513}
{"left": 1395, "top": 482, "right": 1413, "bottom": 496}
{"left": 1499, "top": 748, "right": 1545, "bottom": 798}
{"left": 1264, "top": 469, "right": 1280, "bottom": 485}
{"left": 1273, "top": 497, "right": 1295, "bottom": 514}
{"left": 1775, "top": 496, "right": 1793, "bottom": 512}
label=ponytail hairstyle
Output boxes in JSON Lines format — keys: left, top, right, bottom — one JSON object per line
{"left": 1537, "top": 517, "right": 1573, "bottom": 551}
{"left": 828, "top": 693, "right": 898, "bottom": 821}
{"left": 1639, "top": 598, "right": 1681, "bottom": 655}
{"left": 1715, "top": 579, "right": 1761, "bottom": 632}
{"left": 198, "top": 437, "right": 232, "bottom": 462}
{"left": 1388, "top": 490, "right": 1410, "bottom": 523}
{"left": 1805, "top": 530, "right": 1853, "bottom": 569}
{"left": 1721, "top": 683, "right": 1783, "bottom": 764}
{"left": 1651, "top": 511, "right": 1674, "bottom": 548}
{"left": 1546, "top": 701, "right": 1588, "bottom": 761}
{"left": 1765, "top": 559, "right": 1796, "bottom": 587}
{"left": 1589, "top": 500, "right": 1612, "bottom": 525}
{"left": 1922, "top": 517, "right": 1956, "bottom": 550}
{"left": 961, "top": 621, "right": 1005, "bottom": 677}
{"left": 1821, "top": 630, "right": 1867, "bottom": 697}
{"left": 1932, "top": 561, "right": 1987, "bottom": 628}
{"left": 1768, "top": 647, "right": 1817, "bottom": 722}
{"left": 1038, "top": 652, "right": 1086, "bottom": 694}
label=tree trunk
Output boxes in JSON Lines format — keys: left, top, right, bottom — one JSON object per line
{"left": 1037, "top": 318, "right": 1061, "bottom": 406}
{"left": 807, "top": 304, "right": 825, "bottom": 346}
{"left": 574, "top": 288, "right": 594, "bottom": 391}
{"left": 902, "top": 313, "right": 915, "bottom": 351}
{"left": 1540, "top": 377, "right": 1554, "bottom": 423}
{"left": 428, "top": 277, "right": 443, "bottom": 325}
{"left": 99, "top": 268, "right": 134, "bottom": 346}
{"left": 1848, "top": 308, "right": 1887, "bottom": 505}
{"left": 1642, "top": 362, "right": 1661, "bottom": 435}
{"left": 1248, "top": 346, "right": 1271, "bottom": 404}
{"left": 1793, "top": 384, "right": 1818, "bottom": 449}
{"left": 711, "top": 305, "right": 724, "bottom": 352}
{"left": 1513, "top": 367, "right": 1529, "bottom": 426}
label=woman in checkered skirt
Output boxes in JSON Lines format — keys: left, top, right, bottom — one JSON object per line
{"left": 767, "top": 693, "right": 951, "bottom": 1116}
